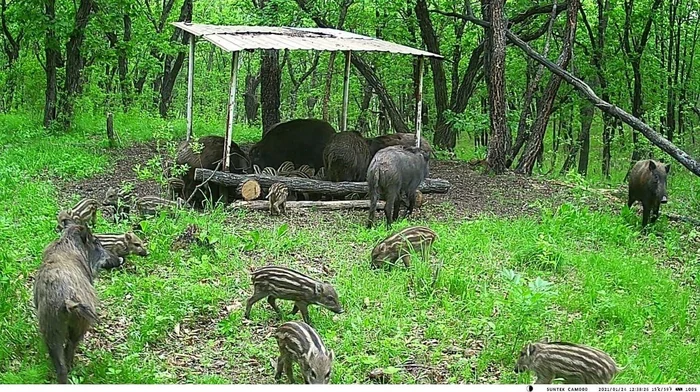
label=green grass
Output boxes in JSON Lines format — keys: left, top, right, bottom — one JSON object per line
{"left": 1, "top": 113, "right": 699, "bottom": 384}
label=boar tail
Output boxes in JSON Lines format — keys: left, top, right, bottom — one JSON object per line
{"left": 65, "top": 298, "right": 100, "bottom": 325}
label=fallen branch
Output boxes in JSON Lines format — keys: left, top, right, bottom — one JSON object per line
{"left": 435, "top": 10, "right": 700, "bottom": 177}
{"left": 667, "top": 214, "right": 700, "bottom": 226}
{"left": 227, "top": 199, "right": 387, "bottom": 211}
{"left": 194, "top": 169, "right": 451, "bottom": 196}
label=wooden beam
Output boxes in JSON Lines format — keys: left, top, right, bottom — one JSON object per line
{"left": 342, "top": 51, "right": 352, "bottom": 132}
{"left": 223, "top": 51, "right": 240, "bottom": 172}
{"left": 228, "top": 199, "right": 387, "bottom": 211}
{"left": 415, "top": 56, "right": 424, "bottom": 149}
{"left": 186, "top": 34, "right": 195, "bottom": 142}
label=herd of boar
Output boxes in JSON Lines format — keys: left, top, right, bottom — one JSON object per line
{"left": 32, "top": 118, "right": 673, "bottom": 385}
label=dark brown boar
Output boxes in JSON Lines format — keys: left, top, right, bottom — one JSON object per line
{"left": 248, "top": 119, "right": 336, "bottom": 171}
{"left": 627, "top": 159, "right": 671, "bottom": 226}
{"left": 367, "top": 146, "right": 430, "bottom": 228}
{"left": 33, "top": 223, "right": 110, "bottom": 383}
{"left": 368, "top": 133, "right": 433, "bottom": 157}
{"left": 176, "top": 135, "right": 250, "bottom": 207}
{"left": 323, "top": 131, "right": 372, "bottom": 182}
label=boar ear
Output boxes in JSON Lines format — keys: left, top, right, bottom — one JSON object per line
{"left": 329, "top": 350, "right": 335, "bottom": 361}
{"left": 527, "top": 343, "right": 536, "bottom": 357}
{"left": 314, "top": 283, "right": 323, "bottom": 296}
{"left": 125, "top": 232, "right": 134, "bottom": 241}
{"left": 665, "top": 163, "right": 671, "bottom": 174}
{"left": 648, "top": 160, "right": 657, "bottom": 171}
{"left": 77, "top": 225, "right": 90, "bottom": 245}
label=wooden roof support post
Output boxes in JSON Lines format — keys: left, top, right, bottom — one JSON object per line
{"left": 186, "top": 33, "right": 195, "bottom": 142}
{"left": 341, "top": 51, "right": 352, "bottom": 132}
{"left": 414, "top": 55, "right": 424, "bottom": 149}
{"left": 223, "top": 51, "right": 240, "bottom": 172}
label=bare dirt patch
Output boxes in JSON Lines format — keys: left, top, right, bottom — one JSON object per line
{"left": 57, "top": 143, "right": 162, "bottom": 205}
{"left": 56, "top": 143, "right": 571, "bottom": 222}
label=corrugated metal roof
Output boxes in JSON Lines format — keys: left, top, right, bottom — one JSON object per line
{"left": 172, "top": 23, "right": 443, "bottom": 59}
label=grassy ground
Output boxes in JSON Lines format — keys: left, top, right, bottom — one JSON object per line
{"left": 0, "top": 113, "right": 699, "bottom": 384}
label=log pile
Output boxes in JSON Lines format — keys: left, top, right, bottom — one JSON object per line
{"left": 194, "top": 169, "right": 450, "bottom": 198}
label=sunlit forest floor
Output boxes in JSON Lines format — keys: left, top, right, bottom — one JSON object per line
{"left": 1, "top": 112, "right": 699, "bottom": 383}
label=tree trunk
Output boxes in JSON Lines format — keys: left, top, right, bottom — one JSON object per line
{"left": 351, "top": 55, "right": 409, "bottom": 133}
{"left": 515, "top": 0, "right": 579, "bottom": 175}
{"left": 482, "top": 0, "right": 509, "bottom": 174}
{"left": 261, "top": 49, "right": 281, "bottom": 134}
{"left": 58, "top": 0, "right": 94, "bottom": 128}
{"left": 356, "top": 81, "right": 374, "bottom": 134}
{"left": 158, "top": 0, "right": 192, "bottom": 118}
{"left": 508, "top": 3, "right": 558, "bottom": 167}
{"left": 43, "top": 0, "right": 59, "bottom": 128}
{"left": 321, "top": 52, "right": 337, "bottom": 122}
{"left": 577, "top": 100, "right": 594, "bottom": 176}
{"left": 623, "top": 0, "right": 664, "bottom": 164}
{"left": 244, "top": 73, "right": 260, "bottom": 124}
{"left": 430, "top": 3, "right": 569, "bottom": 151}
{"left": 484, "top": 20, "right": 700, "bottom": 176}
{"left": 415, "top": 0, "right": 448, "bottom": 134}
{"left": 119, "top": 13, "right": 132, "bottom": 110}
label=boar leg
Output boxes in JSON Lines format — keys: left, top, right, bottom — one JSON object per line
{"left": 641, "top": 202, "right": 651, "bottom": 227}
{"left": 64, "top": 325, "right": 85, "bottom": 371}
{"left": 384, "top": 194, "right": 397, "bottom": 228}
{"left": 534, "top": 374, "right": 553, "bottom": 384}
{"left": 267, "top": 296, "right": 283, "bottom": 318}
{"left": 400, "top": 254, "right": 411, "bottom": 267}
{"left": 294, "top": 301, "right": 311, "bottom": 324}
{"left": 651, "top": 202, "right": 661, "bottom": 224}
{"left": 284, "top": 357, "right": 295, "bottom": 383}
{"left": 274, "top": 354, "right": 286, "bottom": 381}
{"left": 403, "top": 191, "right": 416, "bottom": 218}
{"left": 367, "top": 193, "right": 378, "bottom": 229}
{"left": 244, "top": 290, "right": 268, "bottom": 319}
{"left": 47, "top": 340, "right": 69, "bottom": 384}
{"left": 392, "top": 199, "right": 401, "bottom": 221}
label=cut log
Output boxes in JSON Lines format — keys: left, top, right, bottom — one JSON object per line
{"left": 195, "top": 169, "right": 450, "bottom": 196}
{"left": 228, "top": 199, "right": 387, "bottom": 211}
{"left": 237, "top": 179, "right": 261, "bottom": 200}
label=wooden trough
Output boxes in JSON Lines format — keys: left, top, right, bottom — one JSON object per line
{"left": 194, "top": 168, "right": 451, "bottom": 200}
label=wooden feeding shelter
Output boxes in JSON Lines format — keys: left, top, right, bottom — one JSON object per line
{"left": 171, "top": 22, "right": 450, "bottom": 206}
{"left": 172, "top": 22, "right": 443, "bottom": 171}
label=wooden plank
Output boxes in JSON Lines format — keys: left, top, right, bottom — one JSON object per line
{"left": 228, "top": 199, "right": 387, "bottom": 211}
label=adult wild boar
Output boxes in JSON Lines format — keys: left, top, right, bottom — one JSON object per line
{"left": 33, "top": 222, "right": 110, "bottom": 383}
{"left": 627, "top": 159, "right": 671, "bottom": 226}
{"left": 248, "top": 119, "right": 336, "bottom": 170}
{"left": 367, "top": 145, "right": 430, "bottom": 228}
{"left": 176, "top": 135, "right": 249, "bottom": 206}
{"left": 323, "top": 131, "right": 372, "bottom": 182}
{"left": 368, "top": 133, "right": 433, "bottom": 156}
